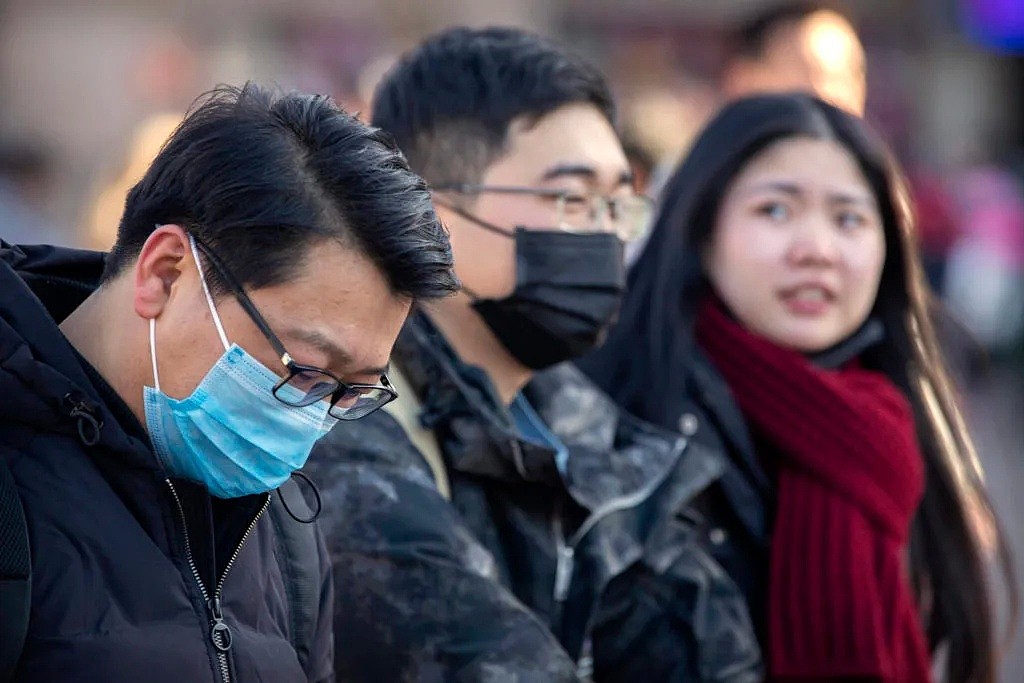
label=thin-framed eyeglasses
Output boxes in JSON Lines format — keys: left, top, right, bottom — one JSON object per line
{"left": 190, "top": 237, "right": 397, "bottom": 420}
{"left": 433, "top": 183, "right": 652, "bottom": 242}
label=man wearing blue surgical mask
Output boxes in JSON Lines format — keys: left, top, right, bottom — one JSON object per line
{"left": 0, "top": 83, "right": 456, "bottom": 682}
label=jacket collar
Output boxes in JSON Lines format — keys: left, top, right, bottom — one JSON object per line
{"left": 393, "top": 311, "right": 546, "bottom": 482}
{"left": 689, "top": 352, "right": 770, "bottom": 493}
{"left": 0, "top": 241, "right": 156, "bottom": 470}
{"left": 394, "top": 310, "right": 713, "bottom": 514}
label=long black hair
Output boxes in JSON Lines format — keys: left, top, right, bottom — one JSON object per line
{"left": 581, "top": 93, "right": 1016, "bottom": 683}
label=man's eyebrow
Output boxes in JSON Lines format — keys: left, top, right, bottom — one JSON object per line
{"left": 285, "top": 328, "right": 389, "bottom": 378}
{"left": 541, "top": 163, "right": 598, "bottom": 182}
{"left": 541, "top": 164, "right": 635, "bottom": 189}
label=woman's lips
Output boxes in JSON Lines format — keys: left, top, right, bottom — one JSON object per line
{"left": 779, "top": 286, "right": 834, "bottom": 316}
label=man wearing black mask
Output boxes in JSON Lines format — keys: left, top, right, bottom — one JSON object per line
{"left": 306, "top": 27, "right": 761, "bottom": 681}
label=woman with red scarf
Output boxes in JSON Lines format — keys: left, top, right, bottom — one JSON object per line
{"left": 581, "top": 93, "right": 1016, "bottom": 682}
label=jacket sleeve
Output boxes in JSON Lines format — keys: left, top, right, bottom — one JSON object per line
{"left": 305, "top": 415, "right": 581, "bottom": 682}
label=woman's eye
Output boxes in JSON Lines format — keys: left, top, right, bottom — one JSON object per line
{"left": 756, "top": 202, "right": 790, "bottom": 221}
{"left": 837, "top": 211, "right": 867, "bottom": 230}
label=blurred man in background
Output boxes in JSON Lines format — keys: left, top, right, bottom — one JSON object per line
{"left": 721, "top": 1, "right": 866, "bottom": 116}
{"left": 624, "top": 1, "right": 867, "bottom": 264}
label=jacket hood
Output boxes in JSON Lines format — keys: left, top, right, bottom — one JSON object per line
{"left": 0, "top": 241, "right": 155, "bottom": 468}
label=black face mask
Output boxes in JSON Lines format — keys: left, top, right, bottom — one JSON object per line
{"left": 471, "top": 227, "right": 626, "bottom": 370}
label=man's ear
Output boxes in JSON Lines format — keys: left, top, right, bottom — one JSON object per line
{"left": 721, "top": 59, "right": 757, "bottom": 100}
{"left": 132, "top": 224, "right": 191, "bottom": 320}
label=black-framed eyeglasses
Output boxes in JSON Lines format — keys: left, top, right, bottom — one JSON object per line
{"left": 191, "top": 237, "right": 397, "bottom": 421}
{"left": 433, "top": 183, "right": 653, "bottom": 242}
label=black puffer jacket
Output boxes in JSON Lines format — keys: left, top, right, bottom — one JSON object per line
{"left": 306, "top": 312, "right": 762, "bottom": 682}
{"left": 0, "top": 242, "right": 334, "bottom": 682}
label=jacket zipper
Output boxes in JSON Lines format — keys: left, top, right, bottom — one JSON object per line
{"left": 551, "top": 439, "right": 689, "bottom": 603}
{"left": 166, "top": 479, "right": 271, "bottom": 683}
{"left": 550, "top": 436, "right": 690, "bottom": 678}
{"left": 551, "top": 503, "right": 581, "bottom": 678}
{"left": 552, "top": 509, "right": 574, "bottom": 603}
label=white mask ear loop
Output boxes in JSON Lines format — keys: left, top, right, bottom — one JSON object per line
{"left": 188, "top": 234, "right": 230, "bottom": 352}
{"left": 149, "top": 317, "right": 161, "bottom": 392}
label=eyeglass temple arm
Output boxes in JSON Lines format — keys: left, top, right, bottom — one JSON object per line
{"left": 191, "top": 237, "right": 292, "bottom": 365}
{"left": 433, "top": 183, "right": 564, "bottom": 198}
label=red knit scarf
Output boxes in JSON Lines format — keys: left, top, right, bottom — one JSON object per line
{"left": 696, "top": 300, "right": 932, "bottom": 682}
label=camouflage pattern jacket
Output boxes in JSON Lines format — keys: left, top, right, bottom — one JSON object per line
{"left": 306, "top": 312, "right": 763, "bottom": 682}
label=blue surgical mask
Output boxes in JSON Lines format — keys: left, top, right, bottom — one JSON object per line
{"left": 143, "top": 236, "right": 338, "bottom": 498}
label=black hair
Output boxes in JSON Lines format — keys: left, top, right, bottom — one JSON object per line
{"left": 370, "top": 26, "right": 615, "bottom": 185}
{"left": 103, "top": 82, "right": 458, "bottom": 300}
{"left": 733, "top": 1, "right": 849, "bottom": 60}
{"left": 581, "top": 93, "right": 1016, "bottom": 683}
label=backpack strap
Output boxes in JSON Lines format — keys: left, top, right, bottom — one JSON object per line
{"left": 0, "top": 457, "right": 30, "bottom": 682}
{"left": 268, "top": 478, "right": 319, "bottom": 675}
{"left": 382, "top": 365, "right": 451, "bottom": 500}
